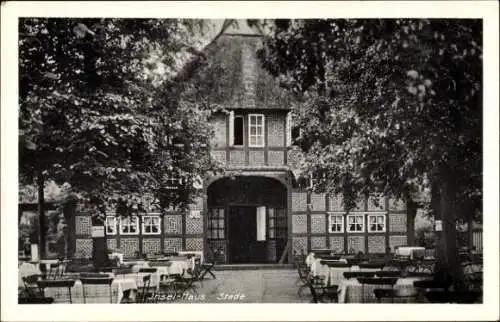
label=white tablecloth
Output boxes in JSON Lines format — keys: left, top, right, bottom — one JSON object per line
{"left": 338, "top": 277, "right": 422, "bottom": 303}
{"left": 41, "top": 277, "right": 137, "bottom": 304}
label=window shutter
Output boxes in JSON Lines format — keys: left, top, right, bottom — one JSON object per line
{"left": 228, "top": 111, "right": 234, "bottom": 147}
{"left": 286, "top": 112, "right": 292, "bottom": 147}
{"left": 256, "top": 206, "right": 266, "bottom": 241}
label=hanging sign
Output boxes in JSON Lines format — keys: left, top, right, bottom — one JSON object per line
{"left": 435, "top": 220, "right": 443, "bottom": 232}
{"left": 92, "top": 226, "right": 105, "bottom": 237}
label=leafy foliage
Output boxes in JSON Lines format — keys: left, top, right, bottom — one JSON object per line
{"left": 258, "top": 19, "right": 482, "bottom": 221}
{"left": 19, "top": 18, "right": 222, "bottom": 215}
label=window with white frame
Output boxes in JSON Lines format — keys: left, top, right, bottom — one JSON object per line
{"left": 105, "top": 216, "right": 117, "bottom": 235}
{"left": 248, "top": 114, "right": 265, "bottom": 147}
{"left": 120, "top": 216, "right": 139, "bottom": 235}
{"left": 142, "top": 215, "right": 161, "bottom": 235}
{"left": 328, "top": 213, "right": 344, "bottom": 233}
{"left": 368, "top": 213, "right": 386, "bottom": 232}
{"left": 347, "top": 214, "right": 365, "bottom": 232}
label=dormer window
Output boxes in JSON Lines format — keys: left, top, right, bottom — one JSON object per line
{"left": 248, "top": 114, "right": 265, "bottom": 147}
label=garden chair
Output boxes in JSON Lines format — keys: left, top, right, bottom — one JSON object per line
{"left": 295, "top": 258, "right": 311, "bottom": 298}
{"left": 19, "top": 274, "right": 54, "bottom": 303}
{"left": 80, "top": 277, "right": 114, "bottom": 303}
{"left": 199, "top": 248, "right": 217, "bottom": 280}
{"left": 306, "top": 276, "right": 339, "bottom": 303}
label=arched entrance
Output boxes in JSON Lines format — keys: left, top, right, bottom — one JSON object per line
{"left": 207, "top": 176, "right": 288, "bottom": 264}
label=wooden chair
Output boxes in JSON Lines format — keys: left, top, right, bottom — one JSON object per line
{"left": 306, "top": 276, "right": 339, "bottom": 303}
{"left": 295, "top": 257, "right": 311, "bottom": 298}
{"left": 80, "top": 277, "right": 114, "bottom": 303}
{"left": 199, "top": 248, "right": 217, "bottom": 280}
{"left": 136, "top": 274, "right": 153, "bottom": 303}
{"left": 37, "top": 279, "right": 76, "bottom": 303}
{"left": 20, "top": 274, "right": 55, "bottom": 303}
{"left": 176, "top": 259, "right": 203, "bottom": 295}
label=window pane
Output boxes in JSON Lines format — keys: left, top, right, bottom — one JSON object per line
{"left": 348, "top": 217, "right": 354, "bottom": 224}
{"left": 250, "top": 127, "right": 257, "bottom": 135}
{"left": 144, "top": 217, "right": 151, "bottom": 225}
{"left": 218, "top": 219, "right": 224, "bottom": 228}
{"left": 250, "top": 137, "right": 256, "bottom": 146}
{"left": 152, "top": 225, "right": 158, "bottom": 233}
{"left": 377, "top": 216, "right": 384, "bottom": 224}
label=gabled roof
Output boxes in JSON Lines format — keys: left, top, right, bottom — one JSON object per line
{"left": 172, "top": 20, "right": 292, "bottom": 111}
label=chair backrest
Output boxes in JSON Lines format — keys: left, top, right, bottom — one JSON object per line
{"left": 80, "top": 277, "right": 114, "bottom": 285}
{"left": 375, "top": 270, "right": 401, "bottom": 278}
{"left": 343, "top": 271, "right": 376, "bottom": 279}
{"left": 139, "top": 274, "right": 152, "bottom": 303}
{"left": 80, "top": 273, "right": 110, "bottom": 278}
{"left": 37, "top": 279, "right": 76, "bottom": 289}
{"left": 113, "top": 267, "right": 133, "bottom": 275}
{"left": 357, "top": 277, "right": 399, "bottom": 286}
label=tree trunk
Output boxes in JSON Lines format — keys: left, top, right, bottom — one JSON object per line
{"left": 406, "top": 198, "right": 417, "bottom": 246}
{"left": 37, "top": 172, "right": 46, "bottom": 259}
{"left": 433, "top": 179, "right": 458, "bottom": 272}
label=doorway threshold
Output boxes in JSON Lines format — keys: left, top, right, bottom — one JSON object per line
{"left": 214, "top": 263, "right": 293, "bottom": 271}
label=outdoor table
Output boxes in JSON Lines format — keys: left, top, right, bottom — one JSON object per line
{"left": 42, "top": 275, "right": 137, "bottom": 303}
{"left": 178, "top": 251, "right": 203, "bottom": 263}
{"left": 338, "top": 277, "right": 423, "bottom": 303}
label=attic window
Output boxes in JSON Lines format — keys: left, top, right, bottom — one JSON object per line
{"left": 233, "top": 116, "right": 244, "bottom": 146}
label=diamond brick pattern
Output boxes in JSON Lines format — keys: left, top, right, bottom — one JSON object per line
{"left": 389, "top": 235, "right": 407, "bottom": 251}
{"left": 76, "top": 216, "right": 91, "bottom": 236}
{"left": 107, "top": 238, "right": 117, "bottom": 251}
{"left": 368, "top": 195, "right": 386, "bottom": 211}
{"left": 229, "top": 150, "right": 245, "bottom": 165}
{"left": 185, "top": 238, "right": 203, "bottom": 251}
{"left": 121, "top": 238, "right": 139, "bottom": 258}
{"left": 368, "top": 235, "right": 386, "bottom": 253}
{"left": 210, "top": 151, "right": 226, "bottom": 165}
{"left": 292, "top": 192, "right": 307, "bottom": 212}
{"left": 311, "top": 193, "right": 326, "bottom": 211}
{"left": 310, "top": 236, "right": 326, "bottom": 250}
{"left": 142, "top": 238, "right": 161, "bottom": 255}
{"left": 292, "top": 237, "right": 307, "bottom": 255}
{"left": 211, "top": 115, "right": 227, "bottom": 148}
{"left": 329, "top": 194, "right": 344, "bottom": 211}
{"left": 329, "top": 236, "right": 345, "bottom": 254}
{"left": 164, "top": 238, "right": 182, "bottom": 252}
{"left": 75, "top": 238, "right": 92, "bottom": 258}
{"left": 268, "top": 151, "right": 284, "bottom": 166}
{"left": 186, "top": 215, "right": 203, "bottom": 234}
{"left": 389, "top": 198, "right": 406, "bottom": 211}
{"left": 164, "top": 215, "right": 182, "bottom": 234}
{"left": 292, "top": 214, "right": 307, "bottom": 234}
{"left": 389, "top": 213, "right": 407, "bottom": 233}
{"left": 310, "top": 214, "right": 326, "bottom": 233}
{"left": 267, "top": 240, "right": 277, "bottom": 262}
{"left": 347, "top": 236, "right": 365, "bottom": 254}
{"left": 249, "top": 151, "right": 265, "bottom": 165}
{"left": 267, "top": 114, "right": 284, "bottom": 147}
